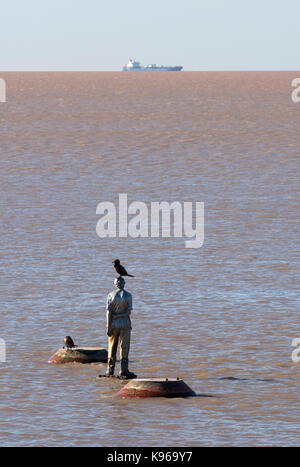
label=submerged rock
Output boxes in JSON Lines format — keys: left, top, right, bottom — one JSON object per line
{"left": 48, "top": 346, "right": 108, "bottom": 364}
{"left": 116, "top": 378, "right": 196, "bottom": 398}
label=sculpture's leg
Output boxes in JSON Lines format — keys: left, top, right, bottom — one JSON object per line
{"left": 106, "top": 357, "right": 116, "bottom": 376}
{"left": 119, "top": 329, "right": 136, "bottom": 379}
{"left": 119, "top": 358, "right": 136, "bottom": 379}
{"left": 106, "top": 330, "right": 119, "bottom": 376}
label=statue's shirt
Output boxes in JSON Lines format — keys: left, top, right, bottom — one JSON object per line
{"left": 106, "top": 289, "right": 132, "bottom": 329}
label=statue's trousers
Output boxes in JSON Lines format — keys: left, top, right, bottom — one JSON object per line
{"left": 108, "top": 328, "right": 131, "bottom": 360}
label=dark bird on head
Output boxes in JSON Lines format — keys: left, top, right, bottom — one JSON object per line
{"left": 64, "top": 336, "right": 76, "bottom": 350}
{"left": 112, "top": 259, "right": 135, "bottom": 277}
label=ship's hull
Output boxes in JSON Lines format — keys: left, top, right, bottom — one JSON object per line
{"left": 123, "top": 66, "right": 183, "bottom": 72}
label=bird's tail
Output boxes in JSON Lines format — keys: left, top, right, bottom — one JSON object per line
{"left": 126, "top": 274, "right": 135, "bottom": 277}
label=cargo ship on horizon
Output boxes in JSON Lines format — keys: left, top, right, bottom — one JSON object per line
{"left": 123, "top": 59, "right": 183, "bottom": 72}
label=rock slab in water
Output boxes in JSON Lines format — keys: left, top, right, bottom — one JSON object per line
{"left": 116, "top": 378, "right": 196, "bottom": 398}
{"left": 48, "top": 346, "right": 108, "bottom": 364}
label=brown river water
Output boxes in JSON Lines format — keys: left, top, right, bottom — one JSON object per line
{"left": 0, "top": 72, "right": 299, "bottom": 446}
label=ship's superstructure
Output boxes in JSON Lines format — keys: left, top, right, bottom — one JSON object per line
{"left": 123, "top": 59, "right": 182, "bottom": 72}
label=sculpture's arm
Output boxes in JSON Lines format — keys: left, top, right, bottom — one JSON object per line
{"left": 106, "top": 295, "right": 113, "bottom": 336}
{"left": 111, "top": 310, "right": 130, "bottom": 319}
{"left": 110, "top": 295, "right": 132, "bottom": 319}
{"left": 127, "top": 294, "right": 132, "bottom": 315}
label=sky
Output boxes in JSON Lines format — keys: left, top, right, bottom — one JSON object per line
{"left": 0, "top": 0, "right": 299, "bottom": 71}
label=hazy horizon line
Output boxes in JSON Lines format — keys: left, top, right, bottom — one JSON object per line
{"left": 1, "top": 69, "right": 299, "bottom": 73}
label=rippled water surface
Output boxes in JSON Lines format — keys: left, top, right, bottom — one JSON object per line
{"left": 0, "top": 72, "right": 299, "bottom": 446}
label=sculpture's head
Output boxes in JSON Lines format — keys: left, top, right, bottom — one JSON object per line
{"left": 114, "top": 276, "right": 125, "bottom": 290}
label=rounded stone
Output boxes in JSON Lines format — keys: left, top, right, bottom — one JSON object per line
{"left": 48, "top": 346, "right": 108, "bottom": 364}
{"left": 116, "top": 378, "right": 196, "bottom": 398}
